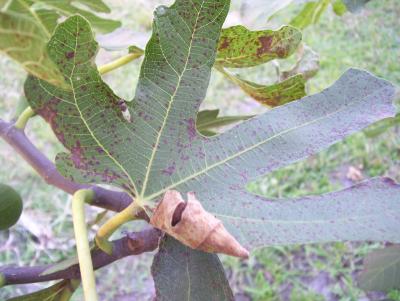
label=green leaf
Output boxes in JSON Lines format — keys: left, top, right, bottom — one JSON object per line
{"left": 216, "top": 25, "right": 302, "bottom": 68}
{"left": 0, "top": 5, "right": 66, "bottom": 86}
{"left": 0, "top": 183, "right": 23, "bottom": 230}
{"left": 25, "top": 15, "right": 139, "bottom": 194}
{"left": 26, "top": 1, "right": 400, "bottom": 252}
{"left": 290, "top": 0, "right": 331, "bottom": 30}
{"left": 281, "top": 44, "right": 320, "bottom": 81}
{"left": 0, "top": 0, "right": 119, "bottom": 87}
{"left": 6, "top": 279, "right": 80, "bottom": 301}
{"left": 218, "top": 66, "right": 306, "bottom": 107}
{"left": 197, "top": 109, "right": 252, "bottom": 136}
{"left": 364, "top": 113, "right": 400, "bottom": 138}
{"left": 151, "top": 236, "right": 234, "bottom": 301}
{"left": 358, "top": 246, "right": 400, "bottom": 292}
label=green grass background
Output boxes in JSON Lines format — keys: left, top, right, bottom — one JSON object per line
{"left": 0, "top": 0, "right": 399, "bottom": 300}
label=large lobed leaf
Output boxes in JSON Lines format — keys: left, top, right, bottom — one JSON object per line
{"left": 25, "top": 0, "right": 400, "bottom": 253}
{"left": 152, "top": 236, "right": 234, "bottom": 301}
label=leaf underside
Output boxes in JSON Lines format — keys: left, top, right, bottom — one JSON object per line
{"left": 358, "top": 245, "right": 400, "bottom": 292}
{"left": 25, "top": 0, "right": 400, "bottom": 252}
{"left": 152, "top": 235, "right": 234, "bottom": 301}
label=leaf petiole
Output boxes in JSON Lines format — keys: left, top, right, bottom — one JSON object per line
{"left": 98, "top": 52, "right": 144, "bottom": 75}
{"left": 14, "top": 107, "right": 36, "bottom": 129}
{"left": 95, "top": 201, "right": 142, "bottom": 255}
{"left": 72, "top": 189, "right": 98, "bottom": 301}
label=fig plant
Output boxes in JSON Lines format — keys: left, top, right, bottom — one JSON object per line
{"left": 0, "top": 0, "right": 399, "bottom": 300}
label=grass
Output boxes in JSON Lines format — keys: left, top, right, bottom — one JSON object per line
{"left": 0, "top": 0, "right": 399, "bottom": 300}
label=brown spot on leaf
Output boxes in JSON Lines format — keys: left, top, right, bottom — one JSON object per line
{"left": 256, "top": 35, "right": 273, "bottom": 57}
{"left": 65, "top": 51, "right": 75, "bottom": 59}
{"left": 218, "top": 37, "right": 230, "bottom": 50}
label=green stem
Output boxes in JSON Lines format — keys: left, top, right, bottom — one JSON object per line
{"left": 0, "top": 273, "right": 5, "bottom": 288}
{"left": 72, "top": 189, "right": 98, "bottom": 301}
{"left": 95, "top": 202, "right": 141, "bottom": 254}
{"left": 14, "top": 107, "right": 36, "bottom": 129}
{"left": 98, "top": 52, "right": 143, "bottom": 75}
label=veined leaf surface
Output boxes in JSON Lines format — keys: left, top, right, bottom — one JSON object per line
{"left": 0, "top": 4, "right": 65, "bottom": 86}
{"left": 359, "top": 245, "right": 400, "bottom": 292}
{"left": 152, "top": 236, "right": 234, "bottom": 301}
{"left": 26, "top": 0, "right": 400, "bottom": 251}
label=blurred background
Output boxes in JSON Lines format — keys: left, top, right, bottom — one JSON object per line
{"left": 0, "top": 0, "right": 399, "bottom": 300}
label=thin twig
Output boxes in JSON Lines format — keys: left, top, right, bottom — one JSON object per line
{"left": 0, "top": 119, "right": 133, "bottom": 213}
{"left": 0, "top": 228, "right": 161, "bottom": 286}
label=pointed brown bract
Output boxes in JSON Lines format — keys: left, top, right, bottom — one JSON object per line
{"left": 150, "top": 190, "right": 249, "bottom": 259}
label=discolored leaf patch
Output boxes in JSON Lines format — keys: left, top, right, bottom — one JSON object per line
{"left": 218, "top": 66, "right": 306, "bottom": 107}
{"left": 216, "top": 25, "right": 302, "bottom": 68}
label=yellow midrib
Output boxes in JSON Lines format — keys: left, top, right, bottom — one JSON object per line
{"left": 140, "top": 2, "right": 204, "bottom": 199}
{"left": 69, "top": 19, "right": 137, "bottom": 196}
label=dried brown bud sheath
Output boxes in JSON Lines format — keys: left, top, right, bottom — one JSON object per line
{"left": 150, "top": 190, "right": 249, "bottom": 259}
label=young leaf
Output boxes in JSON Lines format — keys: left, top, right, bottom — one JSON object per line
{"left": 289, "top": 0, "right": 331, "bottom": 30}
{"left": 358, "top": 245, "right": 400, "bottom": 292}
{"left": 26, "top": 1, "right": 399, "bottom": 254}
{"left": 6, "top": 279, "right": 80, "bottom": 301}
{"left": 218, "top": 66, "right": 306, "bottom": 107}
{"left": 216, "top": 25, "right": 302, "bottom": 68}
{"left": 151, "top": 236, "right": 234, "bottom": 301}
